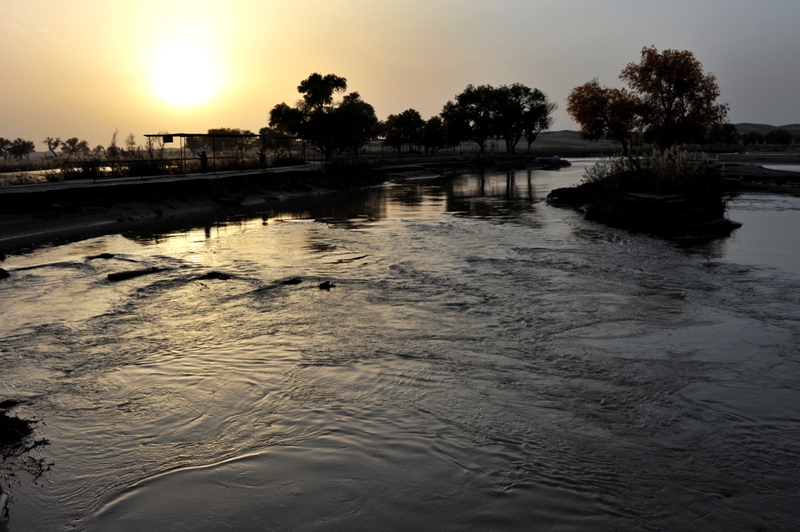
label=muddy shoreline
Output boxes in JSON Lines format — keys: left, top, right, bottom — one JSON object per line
{"left": 0, "top": 167, "right": 383, "bottom": 253}
{"left": 0, "top": 155, "right": 556, "bottom": 253}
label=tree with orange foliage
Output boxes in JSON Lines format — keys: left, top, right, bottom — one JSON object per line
{"left": 567, "top": 47, "right": 729, "bottom": 151}
{"left": 566, "top": 80, "right": 638, "bottom": 154}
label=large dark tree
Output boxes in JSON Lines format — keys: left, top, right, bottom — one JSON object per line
{"left": 567, "top": 47, "right": 729, "bottom": 151}
{"left": 297, "top": 73, "right": 348, "bottom": 111}
{"left": 491, "top": 83, "right": 555, "bottom": 153}
{"left": 383, "top": 109, "right": 425, "bottom": 152}
{"left": 9, "top": 138, "right": 36, "bottom": 160}
{"left": 442, "top": 83, "right": 554, "bottom": 154}
{"left": 269, "top": 73, "right": 378, "bottom": 160}
{"left": 334, "top": 92, "right": 380, "bottom": 154}
{"left": 622, "top": 47, "right": 728, "bottom": 148}
{"left": 441, "top": 84, "right": 497, "bottom": 154}
{"left": 421, "top": 116, "right": 449, "bottom": 154}
{"left": 61, "top": 137, "right": 90, "bottom": 156}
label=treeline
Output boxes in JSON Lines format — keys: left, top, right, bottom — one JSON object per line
{"left": 0, "top": 131, "right": 167, "bottom": 163}
{"left": 736, "top": 128, "right": 799, "bottom": 147}
{"left": 266, "top": 73, "right": 556, "bottom": 160}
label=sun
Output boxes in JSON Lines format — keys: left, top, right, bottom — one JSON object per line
{"left": 150, "top": 43, "right": 226, "bottom": 107}
{"left": 143, "top": 14, "right": 227, "bottom": 111}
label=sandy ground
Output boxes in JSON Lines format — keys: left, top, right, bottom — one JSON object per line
{"left": 714, "top": 151, "right": 800, "bottom": 195}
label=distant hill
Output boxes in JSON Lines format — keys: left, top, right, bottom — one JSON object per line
{"left": 734, "top": 123, "right": 800, "bottom": 135}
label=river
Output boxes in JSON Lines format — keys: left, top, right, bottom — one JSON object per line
{"left": 2, "top": 159, "right": 799, "bottom": 531}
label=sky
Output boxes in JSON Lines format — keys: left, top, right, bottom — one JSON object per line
{"left": 2, "top": 0, "right": 800, "bottom": 148}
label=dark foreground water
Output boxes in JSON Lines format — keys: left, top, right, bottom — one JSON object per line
{"left": 2, "top": 161, "right": 800, "bottom": 531}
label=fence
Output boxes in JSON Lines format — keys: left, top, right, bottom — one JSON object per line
{"left": 4, "top": 133, "right": 622, "bottom": 184}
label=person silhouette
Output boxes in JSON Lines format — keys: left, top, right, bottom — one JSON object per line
{"left": 199, "top": 151, "right": 208, "bottom": 173}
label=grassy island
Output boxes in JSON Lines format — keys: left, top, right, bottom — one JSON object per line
{"left": 547, "top": 149, "right": 741, "bottom": 237}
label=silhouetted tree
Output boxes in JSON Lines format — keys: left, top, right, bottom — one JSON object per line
{"left": 492, "top": 83, "right": 555, "bottom": 153}
{"left": 440, "top": 100, "right": 471, "bottom": 150}
{"left": 765, "top": 128, "right": 793, "bottom": 147}
{"left": 9, "top": 138, "right": 36, "bottom": 160}
{"left": 268, "top": 103, "right": 305, "bottom": 135}
{"left": 269, "top": 73, "right": 378, "bottom": 160}
{"left": 421, "top": 116, "right": 448, "bottom": 154}
{"left": 741, "top": 131, "right": 764, "bottom": 147}
{"left": 522, "top": 100, "right": 556, "bottom": 153}
{"left": 0, "top": 138, "right": 11, "bottom": 162}
{"left": 298, "top": 73, "right": 348, "bottom": 111}
{"left": 258, "top": 126, "right": 293, "bottom": 157}
{"left": 184, "top": 135, "right": 207, "bottom": 152}
{"left": 441, "top": 83, "right": 554, "bottom": 154}
{"left": 334, "top": 92, "right": 379, "bottom": 154}
{"left": 207, "top": 128, "right": 256, "bottom": 151}
{"left": 622, "top": 46, "right": 728, "bottom": 148}
{"left": 43, "top": 137, "right": 61, "bottom": 157}
{"left": 568, "top": 47, "right": 728, "bottom": 151}
{"left": 384, "top": 109, "right": 425, "bottom": 152}
{"left": 441, "top": 84, "right": 496, "bottom": 154}
{"left": 707, "top": 123, "right": 740, "bottom": 147}
{"left": 61, "top": 137, "right": 90, "bottom": 156}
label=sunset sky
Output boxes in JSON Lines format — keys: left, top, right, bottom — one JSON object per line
{"left": 2, "top": 0, "right": 799, "bottom": 148}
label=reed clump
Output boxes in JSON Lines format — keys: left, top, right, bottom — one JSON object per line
{"left": 548, "top": 148, "right": 737, "bottom": 236}
{"left": 582, "top": 148, "right": 720, "bottom": 195}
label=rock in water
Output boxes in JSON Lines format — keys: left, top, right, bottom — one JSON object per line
{"left": 87, "top": 253, "right": 116, "bottom": 260}
{"left": 0, "top": 411, "right": 33, "bottom": 448}
{"left": 0, "top": 400, "right": 22, "bottom": 410}
{"left": 0, "top": 269, "right": 9, "bottom": 280}
{"left": 198, "top": 271, "right": 231, "bottom": 281}
{"left": 107, "top": 267, "right": 168, "bottom": 282}
{"left": 282, "top": 278, "right": 303, "bottom": 285}
{"left": 318, "top": 281, "right": 335, "bottom": 290}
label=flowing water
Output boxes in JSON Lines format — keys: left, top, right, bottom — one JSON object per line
{"left": 2, "top": 160, "right": 800, "bottom": 531}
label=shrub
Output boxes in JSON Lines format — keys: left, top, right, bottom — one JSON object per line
{"left": 574, "top": 148, "right": 731, "bottom": 230}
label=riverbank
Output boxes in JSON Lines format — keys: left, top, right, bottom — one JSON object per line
{"left": 714, "top": 151, "right": 800, "bottom": 195}
{"left": 0, "top": 165, "right": 385, "bottom": 253}
{"left": 2, "top": 151, "right": 798, "bottom": 253}
{"left": 0, "top": 154, "right": 573, "bottom": 253}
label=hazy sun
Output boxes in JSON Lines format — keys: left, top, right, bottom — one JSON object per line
{"left": 150, "top": 42, "right": 225, "bottom": 107}
{"left": 143, "top": 9, "right": 227, "bottom": 107}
